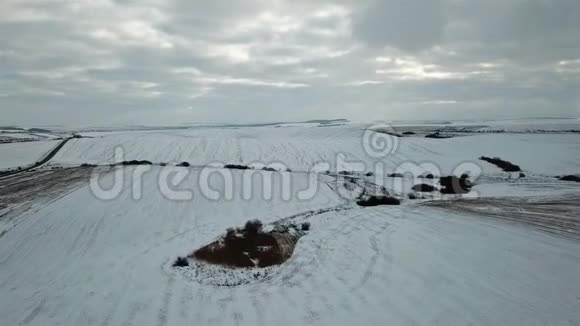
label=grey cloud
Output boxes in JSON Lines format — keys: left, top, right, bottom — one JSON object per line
{"left": 352, "top": 0, "right": 445, "bottom": 51}
{"left": 0, "top": 0, "right": 578, "bottom": 126}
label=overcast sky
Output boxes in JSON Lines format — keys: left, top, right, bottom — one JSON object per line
{"left": 1, "top": 0, "right": 579, "bottom": 126}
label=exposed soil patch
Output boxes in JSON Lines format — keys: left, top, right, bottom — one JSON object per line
{"left": 424, "top": 194, "right": 580, "bottom": 240}
{"left": 480, "top": 156, "right": 521, "bottom": 172}
{"left": 185, "top": 220, "right": 307, "bottom": 269}
{"left": 560, "top": 175, "right": 580, "bottom": 182}
{"left": 0, "top": 166, "right": 100, "bottom": 232}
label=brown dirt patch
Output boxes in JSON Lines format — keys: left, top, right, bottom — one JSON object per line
{"left": 424, "top": 194, "right": 580, "bottom": 240}
{"left": 190, "top": 223, "right": 305, "bottom": 268}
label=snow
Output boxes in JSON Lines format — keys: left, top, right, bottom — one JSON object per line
{"left": 1, "top": 122, "right": 580, "bottom": 325}
{"left": 0, "top": 140, "right": 58, "bottom": 170}
{"left": 51, "top": 125, "right": 580, "bottom": 176}
{"left": 0, "top": 168, "right": 579, "bottom": 325}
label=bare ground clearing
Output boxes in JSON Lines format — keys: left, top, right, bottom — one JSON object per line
{"left": 424, "top": 194, "right": 580, "bottom": 240}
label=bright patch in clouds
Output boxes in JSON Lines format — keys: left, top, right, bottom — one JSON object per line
{"left": 1, "top": 0, "right": 579, "bottom": 125}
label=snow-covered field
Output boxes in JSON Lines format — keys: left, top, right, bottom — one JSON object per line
{"left": 0, "top": 140, "right": 58, "bottom": 170}
{"left": 1, "top": 121, "right": 580, "bottom": 326}
{"left": 52, "top": 125, "right": 580, "bottom": 176}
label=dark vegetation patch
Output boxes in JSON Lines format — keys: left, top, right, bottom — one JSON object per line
{"left": 262, "top": 167, "right": 278, "bottom": 172}
{"left": 411, "top": 184, "right": 437, "bottom": 192}
{"left": 407, "top": 192, "right": 427, "bottom": 200}
{"left": 173, "top": 257, "right": 189, "bottom": 267}
{"left": 80, "top": 163, "right": 97, "bottom": 167}
{"left": 425, "top": 132, "right": 454, "bottom": 139}
{"left": 176, "top": 161, "right": 190, "bottom": 167}
{"left": 120, "top": 160, "right": 152, "bottom": 166}
{"left": 372, "top": 129, "right": 402, "bottom": 137}
{"left": 189, "top": 219, "right": 307, "bottom": 268}
{"left": 402, "top": 131, "right": 416, "bottom": 135}
{"left": 439, "top": 175, "right": 473, "bottom": 194}
{"left": 422, "top": 173, "right": 435, "bottom": 179}
{"left": 479, "top": 156, "right": 521, "bottom": 172}
{"left": 387, "top": 173, "right": 404, "bottom": 178}
{"left": 559, "top": 175, "right": 580, "bottom": 182}
{"left": 28, "top": 128, "right": 52, "bottom": 133}
{"left": 365, "top": 171, "right": 374, "bottom": 177}
{"left": 224, "top": 164, "right": 251, "bottom": 170}
{"left": 357, "top": 195, "right": 401, "bottom": 207}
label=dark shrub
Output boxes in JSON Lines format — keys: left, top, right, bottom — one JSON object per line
{"left": 173, "top": 257, "right": 189, "bottom": 267}
{"left": 408, "top": 193, "right": 418, "bottom": 200}
{"left": 560, "top": 175, "right": 580, "bottom": 182}
{"left": 224, "top": 164, "right": 250, "bottom": 170}
{"left": 357, "top": 195, "right": 401, "bottom": 207}
{"left": 121, "top": 160, "right": 152, "bottom": 166}
{"left": 177, "top": 161, "right": 190, "bottom": 167}
{"left": 262, "top": 167, "right": 278, "bottom": 172}
{"left": 225, "top": 227, "right": 236, "bottom": 238}
{"left": 403, "top": 131, "right": 416, "bottom": 135}
{"left": 81, "top": 163, "right": 96, "bottom": 167}
{"left": 440, "top": 176, "right": 473, "bottom": 194}
{"left": 424, "top": 174, "right": 435, "bottom": 179}
{"left": 411, "top": 184, "right": 436, "bottom": 192}
{"left": 365, "top": 171, "right": 374, "bottom": 177}
{"left": 460, "top": 173, "right": 470, "bottom": 179}
{"left": 244, "top": 219, "right": 264, "bottom": 234}
{"left": 388, "top": 173, "right": 404, "bottom": 178}
{"left": 519, "top": 172, "right": 526, "bottom": 178}
{"left": 479, "top": 156, "right": 521, "bottom": 172}
{"left": 301, "top": 222, "right": 311, "bottom": 231}
{"left": 425, "top": 132, "right": 453, "bottom": 139}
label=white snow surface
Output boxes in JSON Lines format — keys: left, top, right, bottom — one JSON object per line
{"left": 52, "top": 125, "right": 580, "bottom": 176}
{"left": 1, "top": 123, "right": 580, "bottom": 326}
{"left": 0, "top": 167, "right": 579, "bottom": 325}
{"left": 0, "top": 140, "right": 57, "bottom": 170}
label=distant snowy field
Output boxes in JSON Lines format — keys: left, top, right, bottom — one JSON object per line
{"left": 1, "top": 120, "right": 580, "bottom": 326}
{"left": 0, "top": 140, "right": 58, "bottom": 170}
{"left": 50, "top": 124, "right": 580, "bottom": 176}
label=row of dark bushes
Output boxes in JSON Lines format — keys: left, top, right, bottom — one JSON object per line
{"left": 479, "top": 156, "right": 521, "bottom": 172}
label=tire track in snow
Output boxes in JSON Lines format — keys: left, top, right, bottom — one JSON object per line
{"left": 156, "top": 276, "right": 175, "bottom": 326}
{"left": 18, "top": 298, "right": 45, "bottom": 326}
